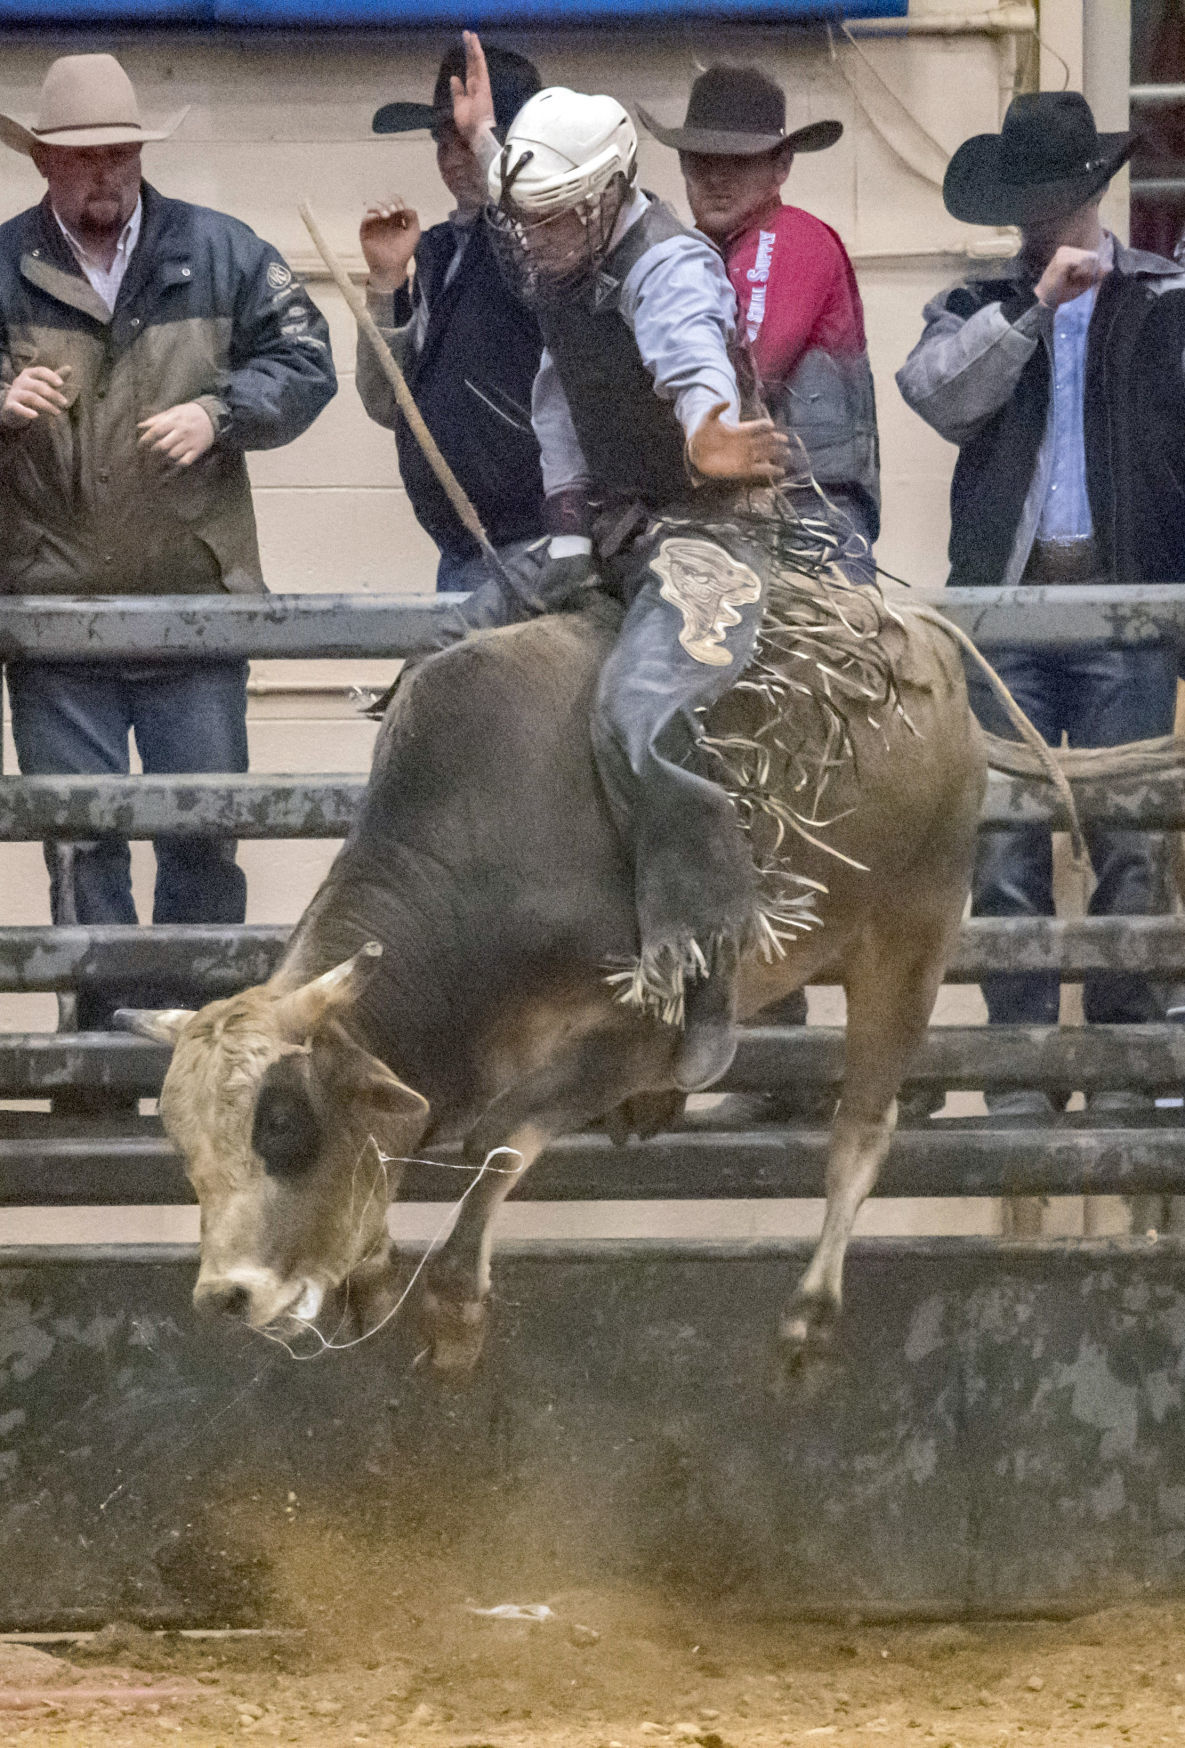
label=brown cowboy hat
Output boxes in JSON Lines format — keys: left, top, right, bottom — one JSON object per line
{"left": 638, "top": 66, "right": 842, "bottom": 159}
{"left": 0, "top": 53, "right": 188, "bottom": 155}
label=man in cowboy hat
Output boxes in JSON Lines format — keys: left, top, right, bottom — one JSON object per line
{"left": 640, "top": 67, "right": 879, "bottom": 586}
{"left": 898, "top": 91, "right": 1183, "bottom": 1107}
{"left": 357, "top": 41, "right": 545, "bottom": 592}
{"left": 0, "top": 53, "right": 336, "bottom": 1053}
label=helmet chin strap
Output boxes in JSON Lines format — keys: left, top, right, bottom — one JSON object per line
{"left": 497, "top": 144, "right": 535, "bottom": 211}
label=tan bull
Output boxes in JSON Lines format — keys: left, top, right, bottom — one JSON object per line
{"left": 126, "top": 597, "right": 988, "bottom": 1377}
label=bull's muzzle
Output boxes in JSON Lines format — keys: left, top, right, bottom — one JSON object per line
{"left": 194, "top": 1279, "right": 254, "bottom": 1321}
{"left": 193, "top": 1267, "right": 323, "bottom": 1329}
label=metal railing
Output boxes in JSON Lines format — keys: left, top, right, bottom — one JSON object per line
{"left": 1, "top": 582, "right": 1183, "bottom": 1213}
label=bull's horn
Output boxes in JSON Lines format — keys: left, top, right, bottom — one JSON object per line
{"left": 273, "top": 941, "right": 383, "bottom": 1038}
{"left": 112, "top": 1007, "right": 194, "bottom": 1046}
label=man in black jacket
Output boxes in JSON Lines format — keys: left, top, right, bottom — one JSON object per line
{"left": 357, "top": 43, "right": 544, "bottom": 590}
{"left": 898, "top": 93, "right": 1182, "bottom": 1109}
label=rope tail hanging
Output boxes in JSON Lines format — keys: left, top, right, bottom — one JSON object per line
{"left": 904, "top": 602, "right": 1086, "bottom": 860}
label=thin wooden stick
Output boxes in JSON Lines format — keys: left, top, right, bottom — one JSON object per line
{"left": 298, "top": 200, "right": 509, "bottom": 574}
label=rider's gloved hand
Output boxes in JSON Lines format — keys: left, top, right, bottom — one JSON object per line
{"left": 513, "top": 535, "right": 600, "bottom": 612}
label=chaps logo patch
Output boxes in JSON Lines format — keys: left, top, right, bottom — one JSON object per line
{"left": 650, "top": 538, "right": 762, "bottom": 667}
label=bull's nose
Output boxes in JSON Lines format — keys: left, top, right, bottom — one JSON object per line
{"left": 195, "top": 1280, "right": 252, "bottom": 1320}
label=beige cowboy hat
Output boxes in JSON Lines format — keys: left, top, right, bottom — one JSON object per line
{"left": 0, "top": 53, "right": 188, "bottom": 155}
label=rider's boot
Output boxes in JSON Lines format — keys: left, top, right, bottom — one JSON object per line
{"left": 675, "top": 936, "right": 741, "bottom": 1091}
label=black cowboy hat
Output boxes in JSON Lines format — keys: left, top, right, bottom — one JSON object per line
{"left": 373, "top": 41, "right": 540, "bottom": 138}
{"left": 638, "top": 65, "right": 842, "bottom": 159}
{"left": 944, "top": 91, "right": 1134, "bottom": 227}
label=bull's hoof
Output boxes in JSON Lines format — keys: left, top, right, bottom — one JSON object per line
{"left": 421, "top": 1288, "right": 488, "bottom": 1375}
{"left": 769, "top": 1292, "right": 840, "bottom": 1396}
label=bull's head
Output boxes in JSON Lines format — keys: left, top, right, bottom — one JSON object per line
{"left": 122, "top": 944, "right": 429, "bottom": 1337}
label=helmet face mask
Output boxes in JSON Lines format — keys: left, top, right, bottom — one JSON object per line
{"left": 490, "top": 170, "right": 632, "bottom": 305}
{"left": 487, "top": 87, "right": 639, "bottom": 306}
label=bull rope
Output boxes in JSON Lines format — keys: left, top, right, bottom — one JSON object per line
{"left": 901, "top": 603, "right": 1086, "bottom": 859}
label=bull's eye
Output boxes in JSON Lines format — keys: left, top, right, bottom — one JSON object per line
{"left": 252, "top": 1056, "right": 321, "bottom": 1176}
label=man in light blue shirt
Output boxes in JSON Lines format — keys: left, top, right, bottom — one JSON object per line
{"left": 1032, "top": 239, "right": 1106, "bottom": 546}
{"left": 898, "top": 94, "right": 1182, "bottom": 1114}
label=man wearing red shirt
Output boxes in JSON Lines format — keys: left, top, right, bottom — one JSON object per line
{"left": 641, "top": 67, "right": 879, "bottom": 581}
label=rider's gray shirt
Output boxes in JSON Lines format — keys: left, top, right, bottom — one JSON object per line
{"left": 531, "top": 190, "right": 741, "bottom": 498}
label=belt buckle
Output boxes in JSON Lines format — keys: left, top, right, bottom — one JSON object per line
{"left": 1032, "top": 538, "right": 1097, "bottom": 585}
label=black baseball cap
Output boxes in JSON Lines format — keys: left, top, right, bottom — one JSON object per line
{"left": 372, "top": 42, "right": 541, "bottom": 139}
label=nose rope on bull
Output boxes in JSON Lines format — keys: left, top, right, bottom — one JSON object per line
{"left": 258, "top": 1144, "right": 525, "bottom": 1361}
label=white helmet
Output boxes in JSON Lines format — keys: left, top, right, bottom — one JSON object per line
{"left": 489, "top": 87, "right": 637, "bottom": 216}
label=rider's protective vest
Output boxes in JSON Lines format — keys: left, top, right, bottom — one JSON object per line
{"left": 536, "top": 200, "right": 695, "bottom": 510}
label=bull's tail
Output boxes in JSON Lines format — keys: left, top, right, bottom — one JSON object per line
{"left": 976, "top": 729, "right": 1185, "bottom": 781}
{"left": 902, "top": 602, "right": 1086, "bottom": 859}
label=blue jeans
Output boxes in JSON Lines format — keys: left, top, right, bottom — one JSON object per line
{"left": 825, "top": 485, "right": 878, "bottom": 588}
{"left": 593, "top": 518, "right": 769, "bottom": 964}
{"left": 967, "top": 645, "right": 1178, "bottom": 1026}
{"left": 7, "top": 659, "right": 249, "bottom": 1026}
{"left": 435, "top": 539, "right": 538, "bottom": 594}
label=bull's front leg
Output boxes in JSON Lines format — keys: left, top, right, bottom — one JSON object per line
{"left": 420, "top": 1120, "right": 547, "bottom": 1373}
{"left": 775, "top": 897, "right": 953, "bottom": 1384}
{"left": 423, "top": 1018, "right": 675, "bottom": 1373}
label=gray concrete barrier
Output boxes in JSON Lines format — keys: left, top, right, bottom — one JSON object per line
{"left": 1, "top": 1238, "right": 1182, "bottom": 1626}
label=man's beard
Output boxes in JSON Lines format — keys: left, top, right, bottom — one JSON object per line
{"left": 75, "top": 199, "right": 127, "bottom": 242}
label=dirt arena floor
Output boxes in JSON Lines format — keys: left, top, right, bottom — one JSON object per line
{"left": 4, "top": 1579, "right": 1185, "bottom": 1748}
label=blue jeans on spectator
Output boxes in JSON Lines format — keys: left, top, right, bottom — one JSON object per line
{"left": 825, "top": 485, "right": 878, "bottom": 589}
{"left": 966, "top": 645, "right": 1177, "bottom": 1026}
{"left": 7, "top": 658, "right": 249, "bottom": 1028}
{"left": 435, "top": 538, "right": 539, "bottom": 594}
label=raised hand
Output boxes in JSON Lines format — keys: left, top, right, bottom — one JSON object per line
{"left": 360, "top": 199, "right": 422, "bottom": 292}
{"left": 687, "top": 400, "right": 791, "bottom": 485}
{"left": 1035, "top": 246, "right": 1106, "bottom": 310}
{"left": 1, "top": 363, "right": 70, "bottom": 428}
{"left": 450, "top": 30, "right": 497, "bottom": 148}
{"left": 137, "top": 401, "right": 216, "bottom": 467}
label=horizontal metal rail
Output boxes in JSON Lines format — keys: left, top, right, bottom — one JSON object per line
{"left": 0, "top": 585, "right": 1184, "bottom": 660}
{"left": 1131, "top": 178, "right": 1185, "bottom": 197}
{"left": 0, "top": 594, "right": 465, "bottom": 662}
{"left": 727, "top": 1023, "right": 1185, "bottom": 1091}
{"left": 1, "top": 915, "right": 1185, "bottom": 993}
{"left": 1131, "top": 83, "right": 1185, "bottom": 102}
{"left": 3, "top": 1023, "right": 1185, "bottom": 1098}
{"left": 0, "top": 924, "right": 287, "bottom": 992}
{"left": 0, "top": 774, "right": 360, "bottom": 839}
{"left": 2, "top": 1115, "right": 1185, "bottom": 1206}
{"left": 0, "top": 767, "right": 1181, "bottom": 839}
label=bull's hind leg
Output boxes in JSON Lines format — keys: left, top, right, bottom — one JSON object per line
{"left": 776, "top": 893, "right": 957, "bottom": 1380}
{"left": 423, "top": 1019, "right": 674, "bottom": 1371}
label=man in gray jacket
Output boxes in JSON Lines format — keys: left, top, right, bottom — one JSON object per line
{"left": 898, "top": 93, "right": 1183, "bottom": 1112}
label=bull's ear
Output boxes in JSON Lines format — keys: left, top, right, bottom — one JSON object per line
{"left": 312, "top": 1020, "right": 429, "bottom": 1126}
{"left": 112, "top": 1007, "right": 194, "bottom": 1046}
{"left": 360, "top": 1057, "right": 430, "bottom": 1124}
{"left": 272, "top": 941, "right": 384, "bottom": 1039}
